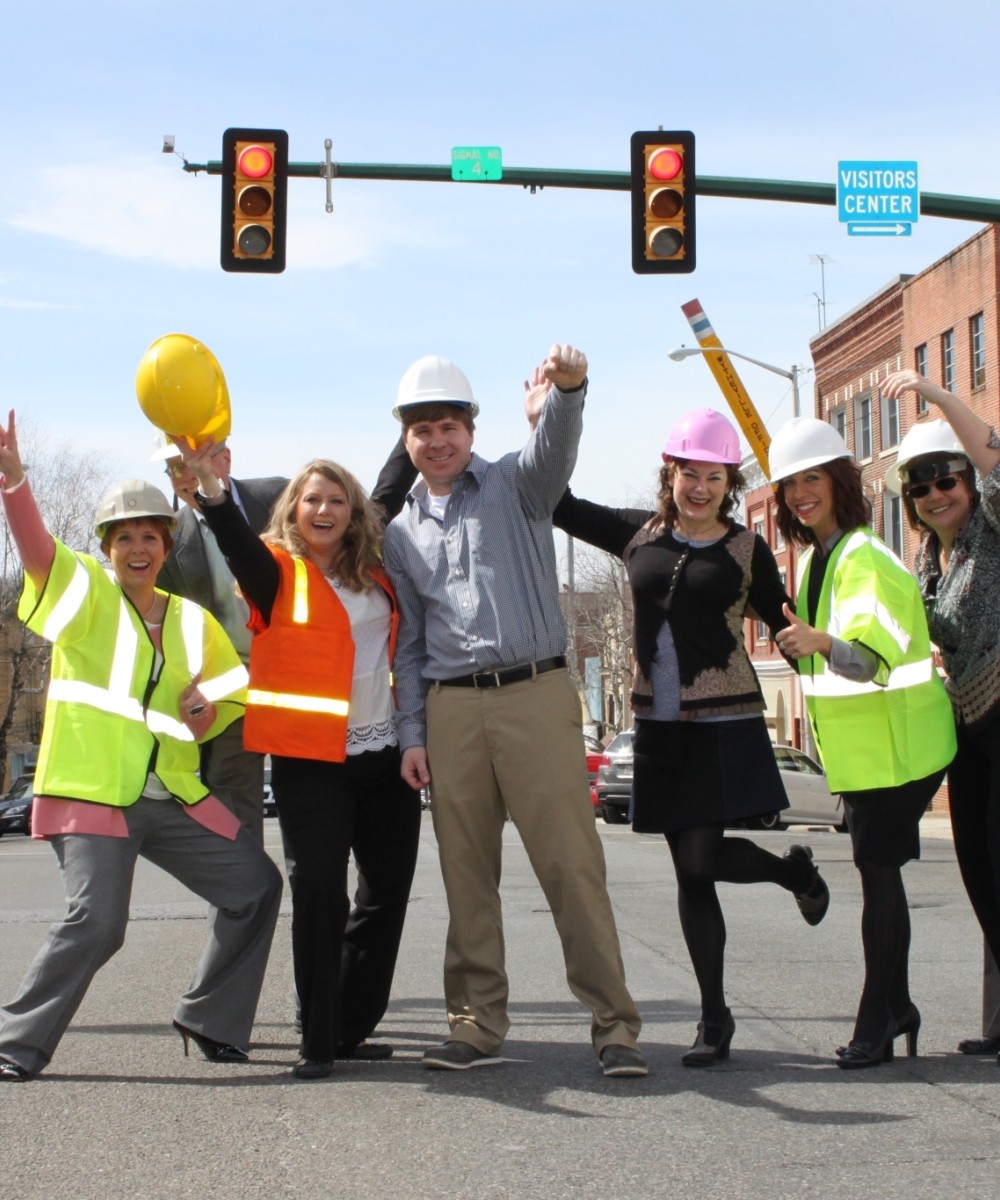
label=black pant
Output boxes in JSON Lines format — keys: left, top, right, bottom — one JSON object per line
{"left": 271, "top": 746, "right": 421, "bottom": 1061}
{"left": 949, "top": 711, "right": 1000, "bottom": 969}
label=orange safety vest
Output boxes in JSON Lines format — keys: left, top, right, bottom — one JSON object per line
{"left": 243, "top": 547, "right": 399, "bottom": 763}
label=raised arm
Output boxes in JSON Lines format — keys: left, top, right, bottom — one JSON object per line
{"left": 173, "top": 436, "right": 280, "bottom": 619}
{"left": 516, "top": 344, "right": 588, "bottom": 518}
{"left": 0, "top": 410, "right": 55, "bottom": 588}
{"left": 371, "top": 434, "right": 417, "bottom": 527}
{"left": 882, "top": 369, "right": 1000, "bottom": 478}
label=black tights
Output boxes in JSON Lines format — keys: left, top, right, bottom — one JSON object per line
{"left": 665, "top": 824, "right": 811, "bottom": 1024}
{"left": 853, "top": 860, "right": 912, "bottom": 1045}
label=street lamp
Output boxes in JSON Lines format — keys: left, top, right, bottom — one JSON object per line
{"left": 668, "top": 345, "right": 802, "bottom": 418}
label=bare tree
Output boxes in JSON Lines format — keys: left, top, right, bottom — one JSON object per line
{"left": 561, "top": 538, "right": 636, "bottom": 739}
{"left": 0, "top": 422, "right": 118, "bottom": 790}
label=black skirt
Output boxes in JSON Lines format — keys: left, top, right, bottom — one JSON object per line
{"left": 631, "top": 716, "right": 788, "bottom": 835}
{"left": 842, "top": 768, "right": 946, "bottom": 866}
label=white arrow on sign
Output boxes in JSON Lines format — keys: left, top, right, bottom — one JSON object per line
{"left": 847, "top": 222, "right": 912, "bottom": 237}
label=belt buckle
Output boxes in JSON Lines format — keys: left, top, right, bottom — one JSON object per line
{"left": 474, "top": 671, "right": 502, "bottom": 689}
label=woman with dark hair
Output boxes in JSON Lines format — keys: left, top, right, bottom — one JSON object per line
{"left": 882, "top": 369, "right": 1000, "bottom": 1059}
{"left": 0, "top": 412, "right": 282, "bottom": 1082}
{"left": 177, "top": 443, "right": 421, "bottom": 1080}
{"left": 769, "top": 416, "right": 955, "bottom": 1068}
{"left": 552, "top": 407, "right": 831, "bottom": 1068}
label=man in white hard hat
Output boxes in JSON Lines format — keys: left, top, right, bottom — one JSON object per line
{"left": 382, "top": 347, "right": 646, "bottom": 1077}
{"left": 152, "top": 433, "right": 286, "bottom": 843}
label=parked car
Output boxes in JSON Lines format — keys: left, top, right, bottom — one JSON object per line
{"left": 0, "top": 773, "right": 36, "bottom": 837}
{"left": 748, "top": 745, "right": 848, "bottom": 832}
{"left": 593, "top": 736, "right": 848, "bottom": 831}
{"left": 593, "top": 731, "right": 635, "bottom": 823}
{"left": 584, "top": 734, "right": 607, "bottom": 809}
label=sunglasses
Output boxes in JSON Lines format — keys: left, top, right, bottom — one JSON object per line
{"left": 906, "top": 476, "right": 960, "bottom": 500}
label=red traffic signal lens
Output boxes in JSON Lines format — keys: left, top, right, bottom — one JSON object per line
{"left": 648, "top": 148, "right": 683, "bottom": 181}
{"left": 238, "top": 145, "right": 274, "bottom": 179}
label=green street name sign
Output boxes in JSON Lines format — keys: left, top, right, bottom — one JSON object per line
{"left": 451, "top": 146, "right": 503, "bottom": 181}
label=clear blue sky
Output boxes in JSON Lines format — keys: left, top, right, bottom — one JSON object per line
{"left": 4, "top": 0, "right": 998, "bottom": 505}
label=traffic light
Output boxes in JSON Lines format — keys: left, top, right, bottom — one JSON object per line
{"left": 630, "top": 131, "right": 695, "bottom": 275}
{"left": 221, "top": 128, "right": 289, "bottom": 273}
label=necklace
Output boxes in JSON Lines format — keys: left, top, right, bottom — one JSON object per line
{"left": 141, "top": 594, "right": 158, "bottom": 621}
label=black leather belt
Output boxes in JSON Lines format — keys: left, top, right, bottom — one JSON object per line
{"left": 438, "top": 656, "right": 567, "bottom": 689}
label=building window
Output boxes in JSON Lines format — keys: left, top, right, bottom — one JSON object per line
{"left": 915, "top": 344, "right": 929, "bottom": 414}
{"left": 942, "top": 329, "right": 956, "bottom": 393}
{"left": 753, "top": 516, "right": 765, "bottom": 543}
{"left": 854, "top": 393, "right": 873, "bottom": 460}
{"left": 971, "top": 313, "right": 986, "bottom": 389}
{"left": 883, "top": 493, "right": 904, "bottom": 557}
{"left": 770, "top": 506, "right": 785, "bottom": 550}
{"left": 829, "top": 405, "right": 847, "bottom": 444}
{"left": 880, "top": 389, "right": 900, "bottom": 449}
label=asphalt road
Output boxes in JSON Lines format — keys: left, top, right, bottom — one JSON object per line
{"left": 1, "top": 811, "right": 998, "bottom": 1200}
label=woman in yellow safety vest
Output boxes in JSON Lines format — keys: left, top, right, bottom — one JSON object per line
{"left": 177, "top": 439, "right": 421, "bottom": 1081}
{"left": 770, "top": 417, "right": 955, "bottom": 1070}
{"left": 0, "top": 411, "right": 282, "bottom": 1083}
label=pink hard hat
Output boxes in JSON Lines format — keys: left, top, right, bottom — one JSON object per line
{"left": 662, "top": 408, "right": 741, "bottom": 465}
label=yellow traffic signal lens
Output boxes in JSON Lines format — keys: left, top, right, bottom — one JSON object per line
{"left": 238, "top": 145, "right": 274, "bottom": 179}
{"left": 238, "top": 185, "right": 273, "bottom": 218}
{"left": 648, "top": 148, "right": 683, "bottom": 181}
{"left": 649, "top": 188, "right": 683, "bottom": 220}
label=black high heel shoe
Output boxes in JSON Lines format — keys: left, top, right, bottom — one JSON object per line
{"left": 682, "top": 1010, "right": 736, "bottom": 1067}
{"left": 783, "top": 844, "right": 830, "bottom": 926}
{"left": 836, "top": 1017, "right": 895, "bottom": 1069}
{"left": 893, "top": 1003, "right": 921, "bottom": 1057}
{"left": 173, "top": 1020, "right": 249, "bottom": 1064}
{"left": 836, "top": 1004, "right": 921, "bottom": 1058}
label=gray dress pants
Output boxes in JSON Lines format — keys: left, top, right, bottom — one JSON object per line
{"left": 0, "top": 796, "right": 282, "bottom": 1076}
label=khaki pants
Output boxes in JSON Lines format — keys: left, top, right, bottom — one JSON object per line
{"left": 426, "top": 668, "right": 641, "bottom": 1056}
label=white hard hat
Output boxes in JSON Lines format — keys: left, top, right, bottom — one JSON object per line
{"left": 767, "top": 417, "right": 851, "bottom": 482}
{"left": 150, "top": 430, "right": 178, "bottom": 461}
{"left": 393, "top": 355, "right": 480, "bottom": 421}
{"left": 95, "top": 479, "right": 177, "bottom": 538}
{"left": 885, "top": 419, "right": 969, "bottom": 493}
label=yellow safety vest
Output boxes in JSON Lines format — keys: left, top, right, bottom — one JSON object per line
{"left": 796, "top": 528, "right": 955, "bottom": 794}
{"left": 20, "top": 540, "right": 248, "bottom": 807}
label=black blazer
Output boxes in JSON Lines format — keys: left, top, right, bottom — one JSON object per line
{"left": 157, "top": 476, "right": 287, "bottom": 613}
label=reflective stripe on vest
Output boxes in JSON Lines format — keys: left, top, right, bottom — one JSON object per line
{"left": 40, "top": 557, "right": 90, "bottom": 644}
{"left": 800, "top": 656, "right": 934, "bottom": 698}
{"left": 246, "top": 687, "right": 350, "bottom": 717}
{"left": 293, "top": 556, "right": 309, "bottom": 624}
{"left": 831, "top": 594, "right": 911, "bottom": 654}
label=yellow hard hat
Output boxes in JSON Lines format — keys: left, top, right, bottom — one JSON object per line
{"left": 135, "top": 334, "right": 232, "bottom": 443}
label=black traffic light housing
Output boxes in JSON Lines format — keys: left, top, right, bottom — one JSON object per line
{"left": 221, "top": 128, "right": 289, "bottom": 274}
{"left": 630, "top": 131, "right": 695, "bottom": 275}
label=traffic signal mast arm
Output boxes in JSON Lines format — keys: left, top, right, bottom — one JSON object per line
{"left": 184, "top": 158, "right": 1000, "bottom": 223}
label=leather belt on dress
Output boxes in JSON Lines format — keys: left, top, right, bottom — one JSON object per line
{"left": 437, "top": 656, "right": 567, "bottom": 689}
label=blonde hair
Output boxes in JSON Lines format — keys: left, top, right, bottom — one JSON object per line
{"left": 263, "top": 459, "right": 385, "bottom": 591}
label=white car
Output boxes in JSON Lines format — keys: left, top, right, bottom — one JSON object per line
{"left": 751, "top": 745, "right": 847, "bottom": 832}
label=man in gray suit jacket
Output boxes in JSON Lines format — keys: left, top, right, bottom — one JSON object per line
{"left": 155, "top": 436, "right": 286, "bottom": 844}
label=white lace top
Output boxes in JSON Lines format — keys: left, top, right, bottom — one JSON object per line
{"left": 328, "top": 578, "right": 397, "bottom": 756}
